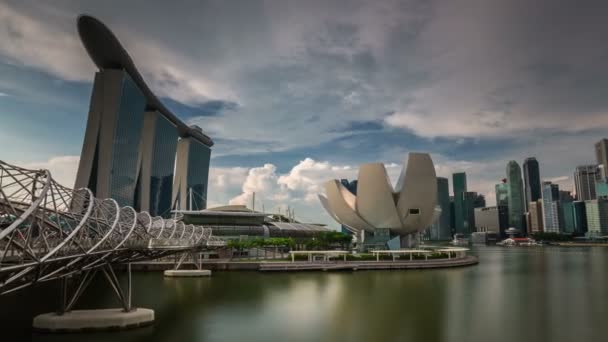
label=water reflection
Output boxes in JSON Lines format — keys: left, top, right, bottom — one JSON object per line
{"left": 1, "top": 247, "right": 607, "bottom": 341}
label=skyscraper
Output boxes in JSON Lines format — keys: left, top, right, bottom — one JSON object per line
{"left": 528, "top": 200, "right": 544, "bottom": 234}
{"left": 138, "top": 111, "right": 179, "bottom": 217}
{"left": 495, "top": 179, "right": 509, "bottom": 207}
{"left": 75, "top": 70, "right": 147, "bottom": 207}
{"left": 430, "top": 177, "right": 451, "bottom": 240}
{"left": 75, "top": 16, "right": 214, "bottom": 213}
{"left": 463, "top": 191, "right": 478, "bottom": 234}
{"left": 541, "top": 181, "right": 562, "bottom": 233}
{"left": 506, "top": 161, "right": 525, "bottom": 233}
{"left": 523, "top": 157, "right": 541, "bottom": 212}
{"left": 452, "top": 173, "right": 467, "bottom": 236}
{"left": 595, "top": 138, "right": 608, "bottom": 179}
{"left": 572, "top": 201, "right": 587, "bottom": 235}
{"left": 574, "top": 165, "right": 600, "bottom": 201}
{"left": 172, "top": 134, "right": 212, "bottom": 211}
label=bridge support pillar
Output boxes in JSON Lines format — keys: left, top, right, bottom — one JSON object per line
{"left": 33, "top": 263, "right": 155, "bottom": 333}
{"left": 164, "top": 251, "right": 212, "bottom": 277}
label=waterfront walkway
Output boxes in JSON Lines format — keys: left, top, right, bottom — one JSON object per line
{"left": 127, "top": 255, "right": 479, "bottom": 272}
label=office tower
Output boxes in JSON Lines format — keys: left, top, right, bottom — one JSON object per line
{"left": 138, "top": 111, "right": 179, "bottom": 217}
{"left": 172, "top": 134, "right": 212, "bottom": 211}
{"left": 596, "top": 180, "right": 608, "bottom": 197}
{"left": 75, "top": 70, "right": 147, "bottom": 207}
{"left": 595, "top": 138, "right": 608, "bottom": 178}
{"left": 507, "top": 161, "right": 525, "bottom": 233}
{"left": 562, "top": 202, "right": 575, "bottom": 234}
{"left": 452, "top": 173, "right": 467, "bottom": 235}
{"left": 474, "top": 206, "right": 508, "bottom": 236}
{"left": 463, "top": 191, "right": 478, "bottom": 234}
{"left": 585, "top": 198, "right": 608, "bottom": 236}
{"left": 523, "top": 157, "right": 541, "bottom": 212}
{"left": 429, "top": 177, "right": 451, "bottom": 240}
{"left": 528, "top": 200, "right": 544, "bottom": 234}
{"left": 495, "top": 180, "right": 509, "bottom": 207}
{"left": 572, "top": 201, "right": 587, "bottom": 235}
{"left": 473, "top": 194, "right": 486, "bottom": 208}
{"left": 449, "top": 197, "right": 455, "bottom": 234}
{"left": 541, "top": 181, "right": 562, "bottom": 233}
{"left": 574, "top": 165, "right": 600, "bottom": 201}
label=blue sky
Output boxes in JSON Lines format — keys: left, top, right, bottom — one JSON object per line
{"left": 1, "top": 0, "right": 607, "bottom": 227}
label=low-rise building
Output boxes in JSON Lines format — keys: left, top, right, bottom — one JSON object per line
{"left": 474, "top": 206, "right": 508, "bottom": 237}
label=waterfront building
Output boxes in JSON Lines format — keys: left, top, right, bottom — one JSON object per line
{"left": 319, "top": 153, "right": 439, "bottom": 249}
{"left": 453, "top": 172, "right": 468, "bottom": 236}
{"left": 429, "top": 177, "right": 451, "bottom": 240}
{"left": 74, "top": 16, "right": 214, "bottom": 211}
{"left": 507, "top": 161, "right": 526, "bottom": 233}
{"left": 595, "top": 138, "right": 608, "bottom": 177}
{"left": 528, "top": 200, "right": 544, "bottom": 234}
{"left": 523, "top": 157, "right": 541, "bottom": 212}
{"left": 574, "top": 165, "right": 600, "bottom": 201}
{"left": 474, "top": 206, "right": 508, "bottom": 236}
{"left": 178, "top": 205, "right": 330, "bottom": 239}
{"left": 339, "top": 179, "right": 358, "bottom": 235}
{"left": 542, "top": 182, "right": 562, "bottom": 233}
{"left": 584, "top": 198, "right": 608, "bottom": 236}
{"left": 562, "top": 202, "right": 575, "bottom": 234}
{"left": 172, "top": 135, "right": 212, "bottom": 211}
{"left": 138, "top": 111, "right": 179, "bottom": 216}
{"left": 449, "top": 197, "right": 455, "bottom": 233}
{"left": 74, "top": 69, "right": 146, "bottom": 207}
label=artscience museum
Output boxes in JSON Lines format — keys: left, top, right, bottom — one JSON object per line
{"left": 318, "top": 153, "right": 440, "bottom": 250}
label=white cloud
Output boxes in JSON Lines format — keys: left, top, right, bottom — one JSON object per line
{"left": 20, "top": 155, "right": 80, "bottom": 188}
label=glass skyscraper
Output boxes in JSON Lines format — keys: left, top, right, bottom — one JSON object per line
{"left": 75, "top": 70, "right": 146, "bottom": 207}
{"left": 542, "top": 181, "right": 562, "bottom": 233}
{"left": 523, "top": 157, "right": 541, "bottom": 212}
{"left": 173, "top": 135, "right": 212, "bottom": 211}
{"left": 139, "top": 112, "right": 179, "bottom": 217}
{"left": 75, "top": 14, "right": 214, "bottom": 218}
{"left": 595, "top": 138, "right": 608, "bottom": 179}
{"left": 430, "top": 177, "right": 451, "bottom": 240}
{"left": 506, "top": 161, "right": 525, "bottom": 233}
{"left": 574, "top": 165, "right": 599, "bottom": 201}
{"left": 495, "top": 180, "right": 509, "bottom": 208}
{"left": 452, "top": 172, "right": 468, "bottom": 236}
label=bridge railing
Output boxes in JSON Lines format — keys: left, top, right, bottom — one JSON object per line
{"left": 0, "top": 160, "right": 221, "bottom": 295}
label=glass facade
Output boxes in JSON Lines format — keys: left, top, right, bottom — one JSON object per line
{"left": 148, "top": 114, "right": 179, "bottom": 217}
{"left": 109, "top": 73, "right": 146, "bottom": 207}
{"left": 452, "top": 172, "right": 467, "bottom": 236}
{"left": 507, "top": 161, "right": 525, "bottom": 233}
{"left": 523, "top": 157, "right": 541, "bottom": 212}
{"left": 572, "top": 201, "right": 587, "bottom": 235}
{"left": 186, "top": 140, "right": 211, "bottom": 210}
{"left": 542, "top": 182, "right": 561, "bottom": 233}
{"left": 495, "top": 182, "right": 509, "bottom": 207}
{"left": 430, "top": 177, "right": 451, "bottom": 240}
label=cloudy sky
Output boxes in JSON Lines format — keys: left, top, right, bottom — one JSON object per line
{"left": 1, "top": 0, "right": 607, "bottom": 227}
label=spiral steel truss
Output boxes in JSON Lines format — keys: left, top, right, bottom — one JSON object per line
{"left": 0, "top": 160, "right": 217, "bottom": 295}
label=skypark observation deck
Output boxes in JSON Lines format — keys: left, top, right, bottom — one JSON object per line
{"left": 77, "top": 15, "right": 213, "bottom": 146}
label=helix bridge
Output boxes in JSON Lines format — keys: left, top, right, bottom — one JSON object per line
{"left": 0, "top": 160, "right": 222, "bottom": 301}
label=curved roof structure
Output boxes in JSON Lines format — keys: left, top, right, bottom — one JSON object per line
{"left": 319, "top": 153, "right": 438, "bottom": 236}
{"left": 77, "top": 15, "right": 213, "bottom": 147}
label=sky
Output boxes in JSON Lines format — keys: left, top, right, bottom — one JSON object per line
{"left": 1, "top": 0, "right": 607, "bottom": 228}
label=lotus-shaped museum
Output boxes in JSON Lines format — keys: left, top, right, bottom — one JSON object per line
{"left": 318, "top": 153, "right": 439, "bottom": 248}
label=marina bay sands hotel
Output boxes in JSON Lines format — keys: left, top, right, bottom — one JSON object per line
{"left": 74, "top": 16, "right": 212, "bottom": 217}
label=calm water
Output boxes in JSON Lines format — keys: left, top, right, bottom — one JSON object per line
{"left": 2, "top": 246, "right": 608, "bottom": 342}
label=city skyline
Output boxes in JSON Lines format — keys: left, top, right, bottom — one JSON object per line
{"left": 2, "top": 1, "right": 608, "bottom": 228}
